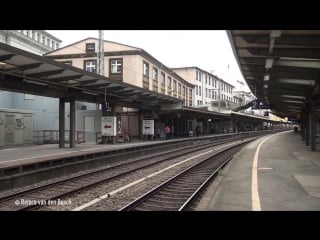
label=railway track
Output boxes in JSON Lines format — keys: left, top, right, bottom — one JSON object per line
{"left": 0, "top": 135, "right": 244, "bottom": 211}
{"left": 119, "top": 141, "right": 248, "bottom": 211}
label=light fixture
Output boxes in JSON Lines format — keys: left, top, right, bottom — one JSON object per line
{"left": 263, "top": 84, "right": 268, "bottom": 88}
{"left": 82, "top": 90, "right": 99, "bottom": 96}
{"left": 264, "top": 74, "right": 270, "bottom": 81}
{"left": 67, "top": 80, "right": 79, "bottom": 85}
{"left": 280, "top": 57, "right": 318, "bottom": 61}
{"left": 265, "top": 58, "right": 274, "bottom": 69}
{"left": 24, "top": 79, "right": 48, "bottom": 86}
{"left": 281, "top": 95, "right": 305, "bottom": 100}
{"left": 282, "top": 100, "right": 304, "bottom": 104}
{"left": 287, "top": 105, "right": 301, "bottom": 109}
{"left": 275, "top": 59, "right": 320, "bottom": 69}
{"left": 278, "top": 79, "right": 315, "bottom": 86}
{"left": 270, "top": 30, "right": 281, "bottom": 38}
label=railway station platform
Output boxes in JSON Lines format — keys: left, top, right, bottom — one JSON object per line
{"left": 0, "top": 134, "right": 232, "bottom": 191}
{"left": 196, "top": 130, "right": 320, "bottom": 211}
{"left": 0, "top": 140, "right": 146, "bottom": 166}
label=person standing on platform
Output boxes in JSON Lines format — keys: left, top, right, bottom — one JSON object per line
{"left": 195, "top": 126, "right": 201, "bottom": 136}
{"left": 164, "top": 126, "right": 171, "bottom": 140}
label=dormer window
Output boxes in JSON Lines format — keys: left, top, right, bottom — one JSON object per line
{"left": 86, "top": 43, "right": 95, "bottom": 53}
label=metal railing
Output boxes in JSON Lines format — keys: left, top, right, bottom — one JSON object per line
{"left": 33, "top": 130, "right": 85, "bottom": 144}
{"left": 96, "top": 130, "right": 131, "bottom": 144}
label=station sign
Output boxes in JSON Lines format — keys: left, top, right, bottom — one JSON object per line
{"left": 101, "top": 116, "right": 116, "bottom": 136}
{"left": 261, "top": 104, "right": 272, "bottom": 109}
{"left": 142, "top": 119, "right": 154, "bottom": 135}
{"left": 288, "top": 117, "right": 297, "bottom": 122}
{"left": 252, "top": 99, "right": 272, "bottom": 109}
{"left": 251, "top": 99, "right": 261, "bottom": 109}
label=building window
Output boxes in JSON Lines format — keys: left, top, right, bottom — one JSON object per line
{"left": 178, "top": 83, "right": 181, "bottom": 95}
{"left": 56, "top": 43, "right": 59, "bottom": 49}
{"left": 167, "top": 76, "right": 172, "bottom": 89}
{"left": 42, "top": 36, "right": 45, "bottom": 44}
{"left": 143, "top": 61, "right": 149, "bottom": 77}
{"left": 84, "top": 60, "right": 96, "bottom": 73}
{"left": 110, "top": 59, "right": 122, "bottom": 74}
{"left": 47, "top": 38, "right": 50, "bottom": 46}
{"left": 152, "top": 67, "right": 158, "bottom": 81}
{"left": 86, "top": 43, "right": 95, "bottom": 53}
{"left": 173, "top": 80, "right": 177, "bottom": 92}
{"left": 160, "top": 72, "right": 165, "bottom": 86}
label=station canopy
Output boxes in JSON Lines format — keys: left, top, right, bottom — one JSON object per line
{"left": 228, "top": 30, "right": 320, "bottom": 118}
{"left": 0, "top": 42, "right": 181, "bottom": 110}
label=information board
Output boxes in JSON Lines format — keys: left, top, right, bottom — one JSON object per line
{"left": 101, "top": 116, "right": 116, "bottom": 136}
{"left": 142, "top": 119, "right": 154, "bottom": 135}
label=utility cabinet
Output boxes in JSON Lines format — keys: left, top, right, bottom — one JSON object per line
{"left": 0, "top": 109, "right": 33, "bottom": 147}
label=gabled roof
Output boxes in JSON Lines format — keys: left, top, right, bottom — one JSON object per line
{"left": 45, "top": 37, "right": 140, "bottom": 55}
{"left": 45, "top": 37, "right": 195, "bottom": 88}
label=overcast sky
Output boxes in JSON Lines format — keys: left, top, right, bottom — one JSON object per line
{"left": 47, "top": 30, "right": 250, "bottom": 92}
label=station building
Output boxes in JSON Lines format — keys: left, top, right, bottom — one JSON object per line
{"left": 45, "top": 38, "right": 196, "bottom": 139}
{"left": 172, "top": 67, "right": 235, "bottom": 107}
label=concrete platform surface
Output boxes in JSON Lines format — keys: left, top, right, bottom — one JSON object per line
{"left": 196, "top": 131, "right": 320, "bottom": 211}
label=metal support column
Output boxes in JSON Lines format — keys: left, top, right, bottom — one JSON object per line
{"left": 301, "top": 111, "right": 305, "bottom": 141}
{"left": 102, "top": 102, "right": 108, "bottom": 117}
{"left": 110, "top": 103, "right": 116, "bottom": 144}
{"left": 101, "top": 102, "right": 108, "bottom": 144}
{"left": 69, "top": 99, "right": 76, "bottom": 148}
{"left": 218, "top": 77, "right": 221, "bottom": 112}
{"left": 59, "top": 98, "right": 65, "bottom": 148}
{"left": 306, "top": 109, "right": 310, "bottom": 146}
{"left": 311, "top": 102, "right": 316, "bottom": 151}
